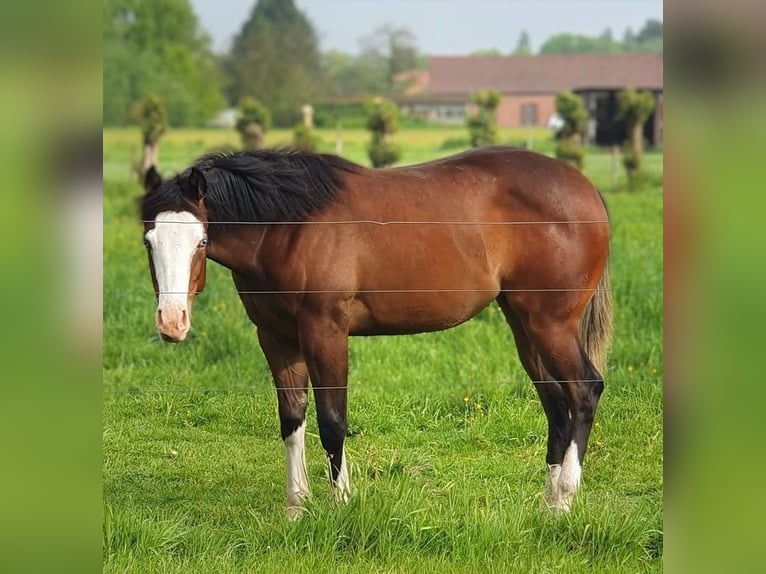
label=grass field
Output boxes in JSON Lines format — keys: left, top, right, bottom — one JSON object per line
{"left": 103, "top": 127, "right": 663, "bottom": 572}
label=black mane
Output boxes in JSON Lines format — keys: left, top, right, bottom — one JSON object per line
{"left": 141, "top": 149, "right": 360, "bottom": 226}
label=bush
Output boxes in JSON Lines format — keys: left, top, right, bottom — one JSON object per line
{"left": 292, "top": 123, "right": 321, "bottom": 152}
{"left": 554, "top": 91, "right": 587, "bottom": 137}
{"left": 466, "top": 89, "right": 500, "bottom": 147}
{"left": 439, "top": 136, "right": 470, "bottom": 150}
{"left": 554, "top": 91, "right": 586, "bottom": 171}
{"left": 555, "top": 137, "right": 585, "bottom": 171}
{"left": 313, "top": 103, "right": 368, "bottom": 129}
{"left": 236, "top": 97, "right": 271, "bottom": 151}
{"left": 368, "top": 140, "right": 402, "bottom": 168}
{"left": 364, "top": 97, "right": 402, "bottom": 167}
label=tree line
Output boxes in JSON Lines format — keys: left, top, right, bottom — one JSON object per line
{"left": 104, "top": 0, "right": 662, "bottom": 127}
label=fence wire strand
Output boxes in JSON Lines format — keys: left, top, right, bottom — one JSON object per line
{"left": 142, "top": 219, "right": 610, "bottom": 226}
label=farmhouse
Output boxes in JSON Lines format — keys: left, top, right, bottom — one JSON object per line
{"left": 396, "top": 53, "right": 663, "bottom": 147}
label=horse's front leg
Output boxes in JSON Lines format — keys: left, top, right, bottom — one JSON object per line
{"left": 257, "top": 329, "right": 310, "bottom": 519}
{"left": 298, "top": 310, "right": 351, "bottom": 503}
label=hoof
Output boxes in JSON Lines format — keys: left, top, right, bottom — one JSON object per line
{"left": 286, "top": 504, "right": 305, "bottom": 521}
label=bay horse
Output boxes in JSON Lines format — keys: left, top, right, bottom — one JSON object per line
{"left": 140, "top": 146, "right": 611, "bottom": 517}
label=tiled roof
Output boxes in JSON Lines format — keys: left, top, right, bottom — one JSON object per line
{"left": 426, "top": 53, "right": 663, "bottom": 95}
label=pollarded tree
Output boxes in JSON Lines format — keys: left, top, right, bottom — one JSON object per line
{"left": 292, "top": 104, "right": 320, "bottom": 152}
{"left": 364, "top": 97, "right": 401, "bottom": 168}
{"left": 466, "top": 89, "right": 501, "bottom": 147}
{"left": 131, "top": 95, "right": 166, "bottom": 176}
{"left": 617, "top": 88, "right": 656, "bottom": 189}
{"left": 236, "top": 97, "right": 271, "bottom": 151}
{"left": 554, "top": 91, "right": 587, "bottom": 170}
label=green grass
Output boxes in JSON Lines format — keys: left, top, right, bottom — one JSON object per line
{"left": 103, "top": 127, "right": 662, "bottom": 573}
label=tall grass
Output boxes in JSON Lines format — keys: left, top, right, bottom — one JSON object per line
{"left": 103, "top": 127, "right": 662, "bottom": 573}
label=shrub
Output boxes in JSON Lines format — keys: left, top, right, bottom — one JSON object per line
{"left": 368, "top": 140, "right": 402, "bottom": 168}
{"left": 555, "top": 137, "right": 585, "bottom": 171}
{"left": 466, "top": 89, "right": 500, "bottom": 147}
{"left": 364, "top": 97, "right": 402, "bottom": 167}
{"left": 554, "top": 91, "right": 587, "bottom": 171}
{"left": 292, "top": 123, "right": 320, "bottom": 152}
{"left": 236, "top": 97, "right": 271, "bottom": 151}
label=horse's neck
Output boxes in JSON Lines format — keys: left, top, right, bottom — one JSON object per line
{"left": 207, "top": 225, "right": 269, "bottom": 274}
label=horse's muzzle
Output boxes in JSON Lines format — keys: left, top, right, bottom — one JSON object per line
{"left": 156, "top": 308, "right": 189, "bottom": 342}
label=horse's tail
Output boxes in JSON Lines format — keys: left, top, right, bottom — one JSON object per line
{"left": 579, "top": 259, "right": 613, "bottom": 377}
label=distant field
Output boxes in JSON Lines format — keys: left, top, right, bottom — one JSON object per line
{"left": 103, "top": 127, "right": 662, "bottom": 573}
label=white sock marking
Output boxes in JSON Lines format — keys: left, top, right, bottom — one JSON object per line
{"left": 284, "top": 421, "right": 310, "bottom": 517}
{"left": 557, "top": 440, "right": 581, "bottom": 511}
{"left": 333, "top": 448, "right": 350, "bottom": 503}
{"left": 542, "top": 463, "right": 562, "bottom": 508}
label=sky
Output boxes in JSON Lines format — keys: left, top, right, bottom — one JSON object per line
{"left": 190, "top": 0, "right": 663, "bottom": 55}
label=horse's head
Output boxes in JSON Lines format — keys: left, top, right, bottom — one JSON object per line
{"left": 141, "top": 166, "right": 208, "bottom": 342}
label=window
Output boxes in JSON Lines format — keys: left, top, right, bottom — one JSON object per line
{"left": 520, "top": 103, "right": 538, "bottom": 126}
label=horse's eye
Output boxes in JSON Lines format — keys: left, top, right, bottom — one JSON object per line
{"left": 199, "top": 238, "right": 208, "bottom": 248}
{"left": 143, "top": 237, "right": 151, "bottom": 249}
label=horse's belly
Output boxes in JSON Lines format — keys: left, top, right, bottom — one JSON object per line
{"left": 348, "top": 291, "right": 497, "bottom": 336}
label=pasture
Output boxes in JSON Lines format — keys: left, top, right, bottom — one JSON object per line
{"left": 103, "top": 127, "right": 663, "bottom": 573}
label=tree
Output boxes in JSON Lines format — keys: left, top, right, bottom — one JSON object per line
{"left": 226, "top": 0, "right": 321, "bottom": 126}
{"left": 622, "top": 27, "right": 637, "bottom": 51}
{"left": 103, "top": 0, "right": 224, "bottom": 126}
{"left": 554, "top": 91, "right": 587, "bottom": 170}
{"left": 636, "top": 19, "right": 663, "bottom": 44}
{"left": 634, "top": 19, "right": 663, "bottom": 52}
{"left": 471, "top": 48, "right": 503, "bottom": 57}
{"left": 130, "top": 96, "right": 166, "bottom": 175}
{"left": 513, "top": 30, "right": 532, "bottom": 55}
{"left": 236, "top": 97, "right": 271, "bottom": 151}
{"left": 537, "top": 20, "right": 662, "bottom": 55}
{"left": 364, "top": 97, "right": 401, "bottom": 168}
{"left": 540, "top": 32, "right": 621, "bottom": 54}
{"left": 358, "top": 25, "right": 420, "bottom": 92}
{"left": 617, "top": 88, "right": 655, "bottom": 189}
{"left": 466, "top": 89, "right": 500, "bottom": 148}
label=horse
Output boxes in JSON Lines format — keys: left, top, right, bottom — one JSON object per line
{"left": 140, "top": 146, "right": 612, "bottom": 517}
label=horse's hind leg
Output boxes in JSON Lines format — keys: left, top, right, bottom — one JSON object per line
{"left": 496, "top": 297, "right": 571, "bottom": 509}
{"left": 520, "top": 309, "right": 604, "bottom": 512}
{"left": 257, "top": 329, "right": 310, "bottom": 519}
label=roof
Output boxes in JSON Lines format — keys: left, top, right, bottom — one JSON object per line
{"left": 425, "top": 53, "right": 663, "bottom": 95}
{"left": 393, "top": 69, "right": 431, "bottom": 96}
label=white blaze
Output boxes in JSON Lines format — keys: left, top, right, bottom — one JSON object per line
{"left": 145, "top": 211, "right": 205, "bottom": 313}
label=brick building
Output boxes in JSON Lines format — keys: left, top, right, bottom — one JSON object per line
{"left": 396, "top": 53, "right": 663, "bottom": 146}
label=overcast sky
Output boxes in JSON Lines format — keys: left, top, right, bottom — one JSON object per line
{"left": 190, "top": 0, "right": 663, "bottom": 55}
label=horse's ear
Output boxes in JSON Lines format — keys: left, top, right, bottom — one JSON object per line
{"left": 187, "top": 167, "right": 207, "bottom": 200}
{"left": 144, "top": 165, "right": 162, "bottom": 193}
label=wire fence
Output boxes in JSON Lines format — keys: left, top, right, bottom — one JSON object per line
{"left": 114, "top": 217, "right": 659, "bottom": 395}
